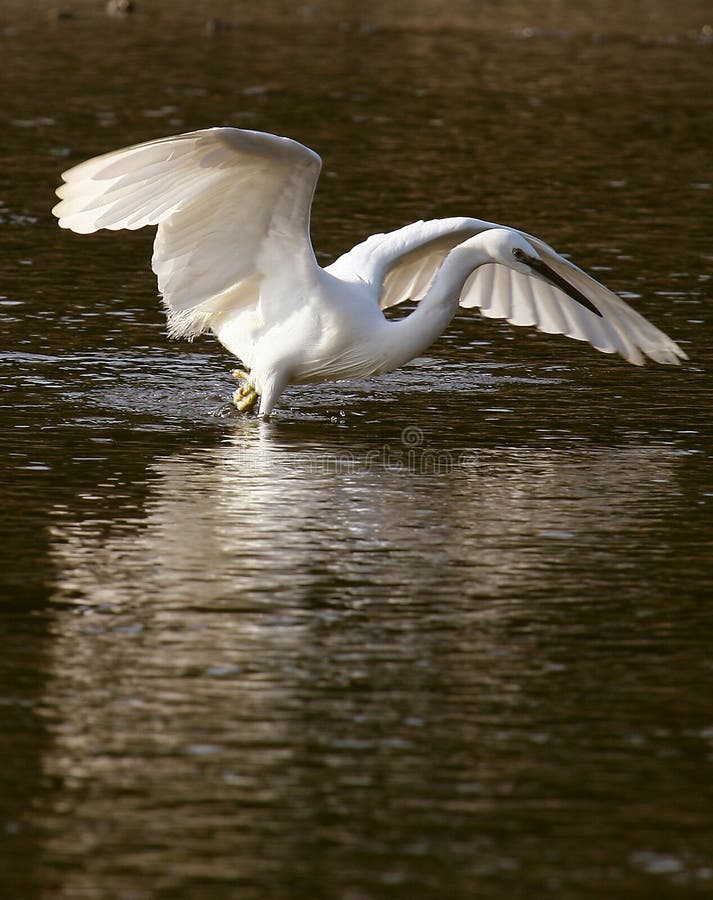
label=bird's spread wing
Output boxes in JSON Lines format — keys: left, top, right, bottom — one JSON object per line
{"left": 327, "top": 217, "right": 488, "bottom": 303}
{"left": 53, "top": 128, "right": 322, "bottom": 324}
{"left": 329, "top": 217, "right": 685, "bottom": 366}
{"left": 460, "top": 234, "right": 686, "bottom": 365}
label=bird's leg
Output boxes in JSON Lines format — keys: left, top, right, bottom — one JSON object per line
{"left": 232, "top": 369, "right": 259, "bottom": 413}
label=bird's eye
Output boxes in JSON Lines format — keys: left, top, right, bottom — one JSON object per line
{"left": 512, "top": 248, "right": 526, "bottom": 261}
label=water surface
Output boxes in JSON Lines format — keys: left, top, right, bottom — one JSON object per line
{"left": 1, "top": 3, "right": 712, "bottom": 897}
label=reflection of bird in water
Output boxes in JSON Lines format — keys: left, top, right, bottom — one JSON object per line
{"left": 53, "top": 128, "right": 686, "bottom": 417}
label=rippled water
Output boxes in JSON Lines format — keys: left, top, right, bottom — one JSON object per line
{"left": 1, "top": 2, "right": 712, "bottom": 897}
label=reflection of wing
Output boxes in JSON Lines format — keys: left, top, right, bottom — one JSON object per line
{"left": 53, "top": 128, "right": 322, "bottom": 317}
{"left": 329, "top": 216, "right": 686, "bottom": 366}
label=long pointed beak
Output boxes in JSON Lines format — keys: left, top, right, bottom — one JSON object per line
{"left": 528, "top": 257, "right": 603, "bottom": 318}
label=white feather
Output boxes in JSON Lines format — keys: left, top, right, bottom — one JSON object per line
{"left": 54, "top": 127, "right": 322, "bottom": 332}
{"left": 54, "top": 129, "right": 687, "bottom": 416}
{"left": 330, "top": 216, "right": 686, "bottom": 367}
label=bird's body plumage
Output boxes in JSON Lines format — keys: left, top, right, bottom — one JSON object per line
{"left": 53, "top": 127, "right": 686, "bottom": 416}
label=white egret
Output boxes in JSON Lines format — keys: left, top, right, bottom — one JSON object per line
{"left": 53, "top": 127, "right": 686, "bottom": 417}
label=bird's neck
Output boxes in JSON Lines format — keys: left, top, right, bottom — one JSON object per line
{"left": 388, "top": 242, "right": 488, "bottom": 366}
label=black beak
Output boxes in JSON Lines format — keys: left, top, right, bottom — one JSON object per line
{"left": 528, "top": 257, "right": 603, "bottom": 318}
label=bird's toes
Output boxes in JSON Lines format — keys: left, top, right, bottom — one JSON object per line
{"left": 233, "top": 387, "right": 259, "bottom": 413}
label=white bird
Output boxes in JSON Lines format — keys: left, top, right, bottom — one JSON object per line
{"left": 53, "top": 127, "right": 687, "bottom": 417}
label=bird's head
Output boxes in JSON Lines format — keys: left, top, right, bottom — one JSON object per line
{"left": 480, "top": 228, "right": 603, "bottom": 317}
{"left": 478, "top": 228, "right": 540, "bottom": 273}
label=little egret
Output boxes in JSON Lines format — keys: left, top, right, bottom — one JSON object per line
{"left": 53, "top": 127, "right": 686, "bottom": 416}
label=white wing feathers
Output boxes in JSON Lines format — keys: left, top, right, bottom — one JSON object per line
{"left": 329, "top": 217, "right": 686, "bottom": 366}
{"left": 53, "top": 128, "right": 322, "bottom": 329}
{"left": 54, "top": 131, "right": 685, "bottom": 368}
{"left": 327, "top": 217, "right": 486, "bottom": 300}
{"left": 461, "top": 233, "right": 686, "bottom": 365}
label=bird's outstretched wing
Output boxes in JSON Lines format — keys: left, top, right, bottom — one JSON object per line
{"left": 53, "top": 127, "right": 322, "bottom": 332}
{"left": 328, "top": 217, "right": 686, "bottom": 366}
{"left": 327, "top": 217, "right": 487, "bottom": 304}
{"left": 461, "top": 234, "right": 686, "bottom": 365}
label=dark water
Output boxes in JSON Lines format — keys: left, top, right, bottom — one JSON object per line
{"left": 1, "top": 3, "right": 712, "bottom": 897}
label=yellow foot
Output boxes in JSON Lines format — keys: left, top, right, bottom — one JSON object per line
{"left": 232, "top": 368, "right": 259, "bottom": 412}
{"left": 233, "top": 386, "right": 259, "bottom": 412}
